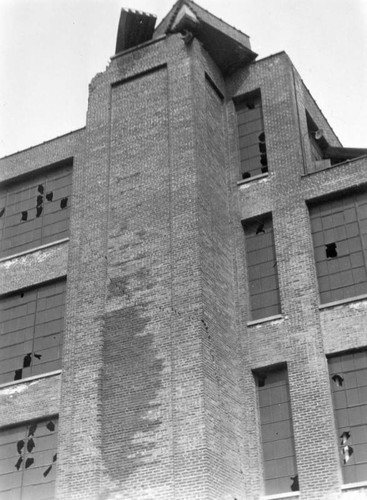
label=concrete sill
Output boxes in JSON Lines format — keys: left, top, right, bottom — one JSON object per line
{"left": 301, "top": 154, "right": 367, "bottom": 177}
{"left": 247, "top": 314, "right": 283, "bottom": 327}
{"left": 262, "top": 492, "right": 299, "bottom": 500}
{"left": 0, "top": 238, "right": 69, "bottom": 263}
{"left": 341, "top": 481, "right": 367, "bottom": 491}
{"left": 319, "top": 294, "right": 367, "bottom": 310}
{"left": 0, "top": 370, "right": 62, "bottom": 390}
{"left": 237, "top": 173, "right": 269, "bottom": 186}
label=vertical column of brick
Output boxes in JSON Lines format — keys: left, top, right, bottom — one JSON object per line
{"left": 100, "top": 65, "right": 175, "bottom": 499}
{"left": 226, "top": 98, "right": 264, "bottom": 498}
{"left": 189, "top": 49, "right": 249, "bottom": 499}
{"left": 166, "top": 39, "right": 208, "bottom": 500}
{"left": 266, "top": 59, "right": 341, "bottom": 497}
{"left": 56, "top": 73, "right": 111, "bottom": 499}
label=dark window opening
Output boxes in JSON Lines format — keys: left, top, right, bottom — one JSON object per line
{"left": 243, "top": 215, "right": 281, "bottom": 320}
{"left": 332, "top": 374, "right": 344, "bottom": 387}
{"left": 28, "top": 423, "right": 37, "bottom": 437}
{"left": 0, "top": 164, "right": 72, "bottom": 258}
{"left": 329, "top": 351, "right": 367, "bottom": 484}
{"left": 46, "top": 421, "right": 55, "bottom": 432}
{"left": 23, "top": 353, "right": 32, "bottom": 368}
{"left": 44, "top": 465, "right": 52, "bottom": 477}
{"left": 236, "top": 90, "right": 268, "bottom": 180}
{"left": 260, "top": 153, "right": 268, "bottom": 166}
{"left": 290, "top": 475, "right": 299, "bottom": 492}
{"left": 27, "top": 438, "right": 35, "bottom": 453}
{"left": 326, "top": 242, "right": 337, "bottom": 258}
{"left": 259, "top": 142, "right": 267, "bottom": 153}
{"left": 309, "top": 191, "right": 367, "bottom": 303}
{"left": 17, "top": 440, "right": 24, "bottom": 454}
{"left": 0, "top": 207, "right": 5, "bottom": 217}
{"left": 0, "top": 280, "right": 66, "bottom": 384}
{"left": 255, "top": 366, "right": 298, "bottom": 495}
{"left": 341, "top": 431, "right": 351, "bottom": 444}
{"left": 60, "top": 197, "right": 68, "bottom": 209}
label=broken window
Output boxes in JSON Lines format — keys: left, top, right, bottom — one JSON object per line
{"left": 0, "top": 280, "right": 66, "bottom": 385}
{"left": 236, "top": 90, "right": 268, "bottom": 180}
{"left": 243, "top": 214, "right": 281, "bottom": 320}
{"left": 0, "top": 418, "right": 58, "bottom": 499}
{"left": 328, "top": 351, "right": 367, "bottom": 484}
{"left": 255, "top": 366, "right": 298, "bottom": 495}
{"left": 0, "top": 163, "right": 72, "bottom": 258}
{"left": 309, "top": 190, "right": 367, "bottom": 304}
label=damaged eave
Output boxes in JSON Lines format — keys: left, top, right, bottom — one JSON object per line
{"left": 155, "top": 0, "right": 257, "bottom": 74}
{"left": 185, "top": 23, "right": 257, "bottom": 74}
{"left": 323, "top": 145, "right": 367, "bottom": 163}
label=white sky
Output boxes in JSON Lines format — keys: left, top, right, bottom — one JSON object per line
{"left": 0, "top": 0, "right": 366, "bottom": 158}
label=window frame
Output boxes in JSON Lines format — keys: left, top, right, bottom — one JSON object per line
{"left": 309, "top": 189, "right": 367, "bottom": 305}
{"left": 242, "top": 214, "right": 281, "bottom": 321}
{"left": 235, "top": 89, "right": 268, "bottom": 181}
{"left": 254, "top": 364, "right": 299, "bottom": 496}
{"left": 0, "top": 161, "right": 73, "bottom": 259}
{"left": 0, "top": 417, "right": 58, "bottom": 500}
{"left": 328, "top": 350, "right": 367, "bottom": 485}
{"left": 0, "top": 279, "right": 66, "bottom": 385}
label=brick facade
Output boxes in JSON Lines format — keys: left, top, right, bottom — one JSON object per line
{"left": 1, "top": 2, "right": 366, "bottom": 499}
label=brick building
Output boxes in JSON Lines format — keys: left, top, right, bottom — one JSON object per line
{"left": 1, "top": 1, "right": 367, "bottom": 499}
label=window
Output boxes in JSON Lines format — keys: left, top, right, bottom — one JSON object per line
{"left": 243, "top": 215, "right": 281, "bottom": 320}
{"left": 255, "top": 366, "right": 298, "bottom": 495}
{"left": 236, "top": 90, "right": 268, "bottom": 180}
{"left": 0, "top": 163, "right": 72, "bottom": 258}
{"left": 0, "top": 418, "right": 58, "bottom": 499}
{"left": 309, "top": 190, "right": 367, "bottom": 304}
{"left": 329, "top": 351, "right": 367, "bottom": 484}
{"left": 0, "top": 280, "right": 66, "bottom": 385}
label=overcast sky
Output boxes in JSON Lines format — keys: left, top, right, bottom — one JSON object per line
{"left": 0, "top": 0, "right": 366, "bottom": 158}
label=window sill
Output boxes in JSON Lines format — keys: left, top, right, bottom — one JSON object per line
{"left": 341, "top": 481, "right": 367, "bottom": 491}
{"left": 237, "top": 173, "right": 269, "bottom": 185}
{"left": 319, "top": 294, "right": 367, "bottom": 310}
{"left": 0, "top": 370, "right": 62, "bottom": 390}
{"left": 261, "top": 491, "right": 299, "bottom": 500}
{"left": 0, "top": 238, "right": 69, "bottom": 263}
{"left": 247, "top": 314, "right": 283, "bottom": 326}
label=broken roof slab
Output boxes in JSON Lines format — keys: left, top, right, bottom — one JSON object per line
{"left": 115, "top": 8, "right": 157, "bottom": 54}
{"left": 154, "top": 0, "right": 257, "bottom": 74}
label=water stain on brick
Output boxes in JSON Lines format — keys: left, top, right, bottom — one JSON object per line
{"left": 108, "top": 276, "right": 129, "bottom": 298}
{"left": 101, "top": 303, "right": 163, "bottom": 485}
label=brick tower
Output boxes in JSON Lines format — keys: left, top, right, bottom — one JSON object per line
{"left": 1, "top": 2, "right": 367, "bottom": 500}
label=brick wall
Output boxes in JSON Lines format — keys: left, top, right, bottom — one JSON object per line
{"left": 1, "top": 21, "right": 367, "bottom": 500}
{"left": 227, "top": 52, "right": 367, "bottom": 499}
